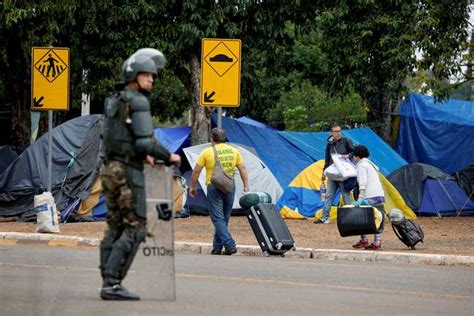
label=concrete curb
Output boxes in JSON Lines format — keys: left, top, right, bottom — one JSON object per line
{"left": 1, "top": 232, "right": 473, "bottom": 267}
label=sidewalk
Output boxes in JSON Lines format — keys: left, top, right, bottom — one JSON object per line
{"left": 1, "top": 231, "right": 473, "bottom": 267}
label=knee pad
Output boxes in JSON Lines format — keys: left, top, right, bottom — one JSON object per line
{"left": 100, "top": 236, "right": 115, "bottom": 250}
{"left": 115, "top": 234, "right": 134, "bottom": 253}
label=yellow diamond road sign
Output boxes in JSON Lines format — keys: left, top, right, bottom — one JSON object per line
{"left": 200, "top": 38, "right": 241, "bottom": 107}
{"left": 31, "top": 47, "right": 70, "bottom": 111}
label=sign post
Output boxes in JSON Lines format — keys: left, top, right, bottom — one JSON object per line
{"left": 200, "top": 38, "right": 242, "bottom": 128}
{"left": 31, "top": 47, "right": 70, "bottom": 191}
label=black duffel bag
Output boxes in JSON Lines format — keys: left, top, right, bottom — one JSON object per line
{"left": 337, "top": 206, "right": 384, "bottom": 237}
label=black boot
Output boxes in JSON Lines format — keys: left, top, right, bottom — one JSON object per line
{"left": 100, "top": 284, "right": 140, "bottom": 301}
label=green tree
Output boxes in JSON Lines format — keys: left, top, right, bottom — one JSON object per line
{"left": 156, "top": 1, "right": 319, "bottom": 143}
{"left": 1, "top": 1, "right": 320, "bottom": 148}
{"left": 316, "top": 1, "right": 470, "bottom": 140}
{"left": 275, "top": 80, "right": 366, "bottom": 131}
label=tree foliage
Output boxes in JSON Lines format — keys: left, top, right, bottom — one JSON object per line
{"left": 316, "top": 1, "right": 470, "bottom": 138}
{"left": 1, "top": 0, "right": 319, "bottom": 147}
{"left": 274, "top": 81, "right": 367, "bottom": 131}
{"left": 0, "top": 1, "right": 470, "bottom": 148}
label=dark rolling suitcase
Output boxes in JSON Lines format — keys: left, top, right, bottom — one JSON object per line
{"left": 246, "top": 203, "right": 296, "bottom": 257}
{"left": 392, "top": 220, "right": 424, "bottom": 249}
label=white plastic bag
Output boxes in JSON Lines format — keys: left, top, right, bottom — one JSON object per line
{"left": 324, "top": 164, "right": 345, "bottom": 181}
{"left": 331, "top": 154, "right": 356, "bottom": 179}
{"left": 34, "top": 192, "right": 60, "bottom": 233}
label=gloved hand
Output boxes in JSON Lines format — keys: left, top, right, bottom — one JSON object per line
{"left": 353, "top": 198, "right": 369, "bottom": 207}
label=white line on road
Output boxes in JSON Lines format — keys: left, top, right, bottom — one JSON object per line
{"left": 178, "top": 273, "right": 474, "bottom": 301}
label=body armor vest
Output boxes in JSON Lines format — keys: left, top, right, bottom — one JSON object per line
{"left": 102, "top": 92, "right": 140, "bottom": 159}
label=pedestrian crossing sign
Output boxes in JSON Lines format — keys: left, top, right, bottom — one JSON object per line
{"left": 31, "top": 47, "right": 70, "bottom": 111}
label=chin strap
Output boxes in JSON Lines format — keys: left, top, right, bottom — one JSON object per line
{"left": 138, "top": 88, "right": 150, "bottom": 96}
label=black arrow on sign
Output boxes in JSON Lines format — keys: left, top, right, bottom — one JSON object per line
{"left": 204, "top": 91, "right": 215, "bottom": 103}
{"left": 33, "top": 96, "right": 45, "bottom": 107}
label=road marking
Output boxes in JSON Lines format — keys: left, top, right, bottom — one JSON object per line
{"left": 0, "top": 239, "right": 95, "bottom": 249}
{"left": 48, "top": 240, "right": 79, "bottom": 247}
{"left": 216, "top": 256, "right": 436, "bottom": 272}
{"left": 1, "top": 262, "right": 98, "bottom": 272}
{"left": 177, "top": 273, "right": 474, "bottom": 301}
{"left": 0, "top": 240, "right": 17, "bottom": 246}
{"left": 0, "top": 262, "right": 136, "bottom": 274}
{"left": 1, "top": 261, "right": 470, "bottom": 301}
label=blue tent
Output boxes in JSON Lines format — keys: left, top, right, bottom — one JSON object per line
{"left": 281, "top": 128, "right": 407, "bottom": 176}
{"left": 221, "top": 116, "right": 314, "bottom": 187}
{"left": 396, "top": 93, "right": 474, "bottom": 174}
{"left": 418, "top": 179, "right": 474, "bottom": 216}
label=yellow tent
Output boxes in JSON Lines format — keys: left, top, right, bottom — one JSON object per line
{"left": 279, "top": 160, "right": 416, "bottom": 220}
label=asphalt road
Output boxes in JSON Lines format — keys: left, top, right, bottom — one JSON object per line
{"left": 0, "top": 244, "right": 473, "bottom": 316}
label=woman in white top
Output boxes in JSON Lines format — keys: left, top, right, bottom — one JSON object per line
{"left": 352, "top": 145, "right": 385, "bottom": 250}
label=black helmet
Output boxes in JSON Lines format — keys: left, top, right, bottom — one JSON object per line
{"left": 122, "top": 48, "right": 166, "bottom": 82}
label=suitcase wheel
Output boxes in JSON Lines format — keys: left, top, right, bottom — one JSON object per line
{"left": 280, "top": 253, "right": 285, "bottom": 257}
{"left": 263, "top": 251, "right": 270, "bottom": 257}
{"left": 291, "top": 246, "right": 296, "bottom": 251}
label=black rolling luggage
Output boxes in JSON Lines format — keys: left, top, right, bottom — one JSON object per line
{"left": 246, "top": 203, "right": 295, "bottom": 256}
{"left": 392, "top": 220, "right": 424, "bottom": 249}
{"left": 337, "top": 206, "right": 384, "bottom": 237}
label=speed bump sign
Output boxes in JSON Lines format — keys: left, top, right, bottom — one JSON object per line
{"left": 200, "top": 39, "right": 241, "bottom": 107}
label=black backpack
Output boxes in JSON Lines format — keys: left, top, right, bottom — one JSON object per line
{"left": 391, "top": 220, "right": 424, "bottom": 249}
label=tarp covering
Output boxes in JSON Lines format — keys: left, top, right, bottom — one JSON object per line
{"left": 0, "top": 115, "right": 104, "bottom": 217}
{"left": 396, "top": 93, "right": 474, "bottom": 174}
{"left": 153, "top": 126, "right": 191, "bottom": 153}
{"left": 280, "top": 128, "right": 407, "bottom": 176}
{"left": 221, "top": 116, "right": 314, "bottom": 187}
{"left": 0, "top": 146, "right": 18, "bottom": 174}
{"left": 183, "top": 142, "right": 283, "bottom": 209}
{"left": 387, "top": 163, "right": 451, "bottom": 210}
{"left": 418, "top": 179, "right": 474, "bottom": 216}
{"left": 154, "top": 117, "right": 407, "bottom": 187}
{"left": 236, "top": 116, "right": 274, "bottom": 129}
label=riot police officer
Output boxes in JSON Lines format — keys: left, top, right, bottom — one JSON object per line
{"left": 99, "top": 48, "right": 181, "bottom": 300}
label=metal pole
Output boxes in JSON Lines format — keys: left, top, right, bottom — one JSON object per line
{"left": 217, "top": 107, "right": 222, "bottom": 129}
{"left": 48, "top": 110, "right": 52, "bottom": 192}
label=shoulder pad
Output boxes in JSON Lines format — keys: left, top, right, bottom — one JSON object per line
{"left": 104, "top": 95, "right": 120, "bottom": 116}
{"left": 130, "top": 95, "right": 150, "bottom": 112}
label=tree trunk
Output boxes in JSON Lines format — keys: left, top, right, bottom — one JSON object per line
{"left": 367, "top": 91, "right": 394, "bottom": 143}
{"left": 7, "top": 25, "right": 31, "bottom": 151}
{"left": 189, "top": 54, "right": 210, "bottom": 145}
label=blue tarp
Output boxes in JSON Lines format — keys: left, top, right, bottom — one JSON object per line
{"left": 222, "top": 116, "right": 314, "bottom": 187}
{"left": 153, "top": 126, "right": 191, "bottom": 153}
{"left": 396, "top": 93, "right": 474, "bottom": 174}
{"left": 281, "top": 128, "right": 407, "bottom": 176}
{"left": 236, "top": 116, "right": 274, "bottom": 129}
{"left": 153, "top": 117, "right": 407, "bottom": 186}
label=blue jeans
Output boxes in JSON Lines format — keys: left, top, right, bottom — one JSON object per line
{"left": 322, "top": 179, "right": 351, "bottom": 221}
{"left": 207, "top": 183, "right": 236, "bottom": 250}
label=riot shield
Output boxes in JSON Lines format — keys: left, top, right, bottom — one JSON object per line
{"left": 132, "top": 163, "right": 175, "bottom": 301}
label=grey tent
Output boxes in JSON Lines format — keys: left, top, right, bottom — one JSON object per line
{"left": 0, "top": 115, "right": 104, "bottom": 218}
{"left": 183, "top": 143, "right": 283, "bottom": 209}
{"left": 0, "top": 146, "right": 18, "bottom": 174}
{"left": 387, "top": 163, "right": 451, "bottom": 210}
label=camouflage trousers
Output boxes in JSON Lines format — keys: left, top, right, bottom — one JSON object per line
{"left": 100, "top": 160, "right": 147, "bottom": 238}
